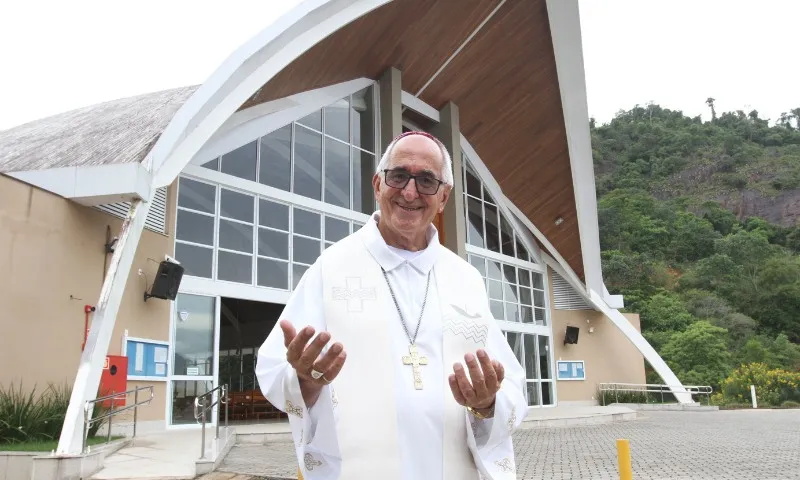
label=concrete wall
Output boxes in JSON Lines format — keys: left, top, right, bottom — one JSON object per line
{"left": 547, "top": 268, "right": 646, "bottom": 404}
{"left": 0, "top": 175, "right": 175, "bottom": 423}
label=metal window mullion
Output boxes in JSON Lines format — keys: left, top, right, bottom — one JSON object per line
{"left": 175, "top": 239, "right": 214, "bottom": 250}
{"left": 213, "top": 184, "right": 220, "bottom": 281}
{"left": 252, "top": 194, "right": 258, "bottom": 287}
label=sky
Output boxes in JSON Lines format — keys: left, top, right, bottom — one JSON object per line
{"left": 0, "top": 0, "right": 797, "bottom": 130}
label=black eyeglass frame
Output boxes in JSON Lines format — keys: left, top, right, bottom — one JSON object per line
{"left": 382, "top": 168, "right": 446, "bottom": 195}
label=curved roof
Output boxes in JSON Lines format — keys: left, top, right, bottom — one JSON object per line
{"left": 0, "top": 86, "right": 197, "bottom": 173}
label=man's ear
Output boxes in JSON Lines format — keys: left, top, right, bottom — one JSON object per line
{"left": 372, "top": 172, "right": 382, "bottom": 200}
{"left": 438, "top": 185, "right": 452, "bottom": 213}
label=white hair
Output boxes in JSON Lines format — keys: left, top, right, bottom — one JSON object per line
{"left": 375, "top": 132, "right": 454, "bottom": 186}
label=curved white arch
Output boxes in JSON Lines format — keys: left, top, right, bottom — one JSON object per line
{"left": 148, "top": 0, "right": 391, "bottom": 188}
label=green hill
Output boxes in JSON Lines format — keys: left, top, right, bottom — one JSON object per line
{"left": 590, "top": 103, "right": 800, "bottom": 392}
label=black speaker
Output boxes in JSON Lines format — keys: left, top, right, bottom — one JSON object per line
{"left": 145, "top": 261, "right": 184, "bottom": 301}
{"left": 564, "top": 325, "right": 580, "bottom": 345}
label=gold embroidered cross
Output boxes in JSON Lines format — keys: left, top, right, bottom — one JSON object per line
{"left": 402, "top": 344, "right": 428, "bottom": 390}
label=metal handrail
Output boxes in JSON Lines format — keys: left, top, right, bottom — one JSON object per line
{"left": 83, "top": 385, "right": 154, "bottom": 454}
{"left": 193, "top": 384, "right": 228, "bottom": 459}
{"left": 599, "top": 382, "right": 713, "bottom": 406}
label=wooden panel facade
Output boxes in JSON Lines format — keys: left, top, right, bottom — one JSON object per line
{"left": 240, "top": 0, "right": 585, "bottom": 279}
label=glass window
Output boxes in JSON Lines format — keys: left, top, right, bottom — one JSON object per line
{"left": 469, "top": 255, "right": 486, "bottom": 277}
{"left": 201, "top": 158, "right": 219, "bottom": 171}
{"left": 176, "top": 210, "right": 214, "bottom": 245}
{"left": 294, "top": 126, "right": 323, "bottom": 200}
{"left": 466, "top": 197, "right": 484, "bottom": 247}
{"left": 258, "top": 258, "right": 289, "bottom": 289}
{"left": 293, "top": 264, "right": 309, "bottom": 289}
{"left": 500, "top": 216, "right": 515, "bottom": 257}
{"left": 324, "top": 98, "right": 350, "bottom": 143}
{"left": 171, "top": 380, "right": 213, "bottom": 425}
{"left": 220, "top": 141, "right": 257, "bottom": 182}
{"left": 220, "top": 189, "right": 254, "bottom": 223}
{"left": 258, "top": 228, "right": 289, "bottom": 259}
{"left": 464, "top": 167, "right": 482, "bottom": 199}
{"left": 527, "top": 382, "right": 540, "bottom": 406}
{"left": 324, "top": 138, "right": 350, "bottom": 208}
{"left": 353, "top": 149, "right": 375, "bottom": 214}
{"left": 259, "top": 125, "right": 291, "bottom": 192}
{"left": 294, "top": 209, "right": 321, "bottom": 238}
{"left": 325, "top": 217, "right": 350, "bottom": 243}
{"left": 298, "top": 110, "right": 322, "bottom": 131}
{"left": 524, "top": 334, "right": 538, "bottom": 380}
{"left": 294, "top": 236, "right": 321, "bottom": 265}
{"left": 173, "top": 294, "right": 215, "bottom": 376}
{"left": 174, "top": 243, "right": 212, "bottom": 278}
{"left": 484, "top": 203, "right": 500, "bottom": 252}
{"left": 541, "top": 382, "right": 554, "bottom": 405}
{"left": 218, "top": 220, "right": 253, "bottom": 253}
{"left": 351, "top": 87, "right": 374, "bottom": 152}
{"left": 259, "top": 199, "right": 289, "bottom": 231}
{"left": 178, "top": 178, "right": 216, "bottom": 214}
{"left": 539, "top": 336, "right": 552, "bottom": 380}
{"left": 217, "top": 251, "right": 252, "bottom": 283}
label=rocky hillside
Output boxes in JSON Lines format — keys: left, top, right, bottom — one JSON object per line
{"left": 591, "top": 103, "right": 800, "bottom": 227}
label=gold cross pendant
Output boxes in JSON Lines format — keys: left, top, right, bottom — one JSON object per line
{"left": 402, "top": 344, "right": 428, "bottom": 390}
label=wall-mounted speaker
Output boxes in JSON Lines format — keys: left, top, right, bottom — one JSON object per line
{"left": 144, "top": 261, "right": 184, "bottom": 301}
{"left": 564, "top": 325, "right": 580, "bottom": 345}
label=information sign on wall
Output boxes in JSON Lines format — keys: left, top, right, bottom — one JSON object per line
{"left": 556, "top": 360, "right": 586, "bottom": 381}
{"left": 125, "top": 338, "right": 169, "bottom": 380}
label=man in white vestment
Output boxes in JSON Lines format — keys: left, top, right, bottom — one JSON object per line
{"left": 255, "top": 131, "right": 528, "bottom": 479}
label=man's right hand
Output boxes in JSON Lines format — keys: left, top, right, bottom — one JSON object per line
{"left": 281, "top": 319, "right": 347, "bottom": 407}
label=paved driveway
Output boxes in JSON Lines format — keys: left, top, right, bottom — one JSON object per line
{"left": 216, "top": 410, "right": 800, "bottom": 479}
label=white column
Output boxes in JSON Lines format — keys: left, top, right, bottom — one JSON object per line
{"left": 57, "top": 197, "right": 152, "bottom": 455}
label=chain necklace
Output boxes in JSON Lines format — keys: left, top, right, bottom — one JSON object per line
{"left": 381, "top": 266, "right": 431, "bottom": 390}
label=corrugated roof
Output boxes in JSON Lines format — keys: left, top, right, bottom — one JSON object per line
{"left": 0, "top": 86, "right": 198, "bottom": 173}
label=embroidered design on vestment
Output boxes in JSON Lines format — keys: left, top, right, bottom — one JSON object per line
{"left": 304, "top": 453, "right": 323, "bottom": 471}
{"left": 508, "top": 407, "right": 517, "bottom": 432}
{"left": 332, "top": 277, "right": 376, "bottom": 312}
{"left": 443, "top": 315, "right": 489, "bottom": 345}
{"left": 286, "top": 400, "right": 303, "bottom": 418}
{"left": 331, "top": 387, "right": 339, "bottom": 408}
{"left": 494, "top": 457, "right": 513, "bottom": 473}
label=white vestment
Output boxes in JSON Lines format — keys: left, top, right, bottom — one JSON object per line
{"left": 255, "top": 211, "right": 528, "bottom": 479}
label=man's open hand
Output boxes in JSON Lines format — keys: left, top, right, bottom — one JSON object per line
{"left": 448, "top": 349, "right": 504, "bottom": 414}
{"left": 281, "top": 320, "right": 346, "bottom": 406}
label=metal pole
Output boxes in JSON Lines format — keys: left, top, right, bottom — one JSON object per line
{"left": 134, "top": 388, "right": 139, "bottom": 439}
{"left": 660, "top": 386, "right": 664, "bottom": 404}
{"left": 200, "top": 401, "right": 207, "bottom": 459}
{"left": 224, "top": 385, "right": 229, "bottom": 431}
{"left": 82, "top": 405, "right": 89, "bottom": 454}
{"left": 615, "top": 385, "right": 619, "bottom": 404}
{"left": 107, "top": 396, "right": 114, "bottom": 443}
{"left": 617, "top": 439, "right": 632, "bottom": 480}
{"left": 215, "top": 389, "right": 220, "bottom": 441}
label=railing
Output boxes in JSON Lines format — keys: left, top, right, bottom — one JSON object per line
{"left": 83, "top": 385, "right": 154, "bottom": 454}
{"left": 193, "top": 384, "right": 228, "bottom": 459}
{"left": 599, "top": 382, "right": 713, "bottom": 406}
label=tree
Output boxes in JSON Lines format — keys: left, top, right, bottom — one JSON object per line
{"left": 706, "top": 97, "right": 717, "bottom": 121}
{"left": 661, "top": 321, "right": 731, "bottom": 388}
{"left": 639, "top": 293, "right": 694, "bottom": 333}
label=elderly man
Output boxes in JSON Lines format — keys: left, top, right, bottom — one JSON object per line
{"left": 255, "top": 131, "right": 527, "bottom": 479}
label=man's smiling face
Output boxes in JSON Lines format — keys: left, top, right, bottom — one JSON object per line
{"left": 372, "top": 134, "right": 451, "bottom": 249}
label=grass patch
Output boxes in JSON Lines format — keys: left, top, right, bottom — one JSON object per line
{"left": 0, "top": 436, "right": 124, "bottom": 452}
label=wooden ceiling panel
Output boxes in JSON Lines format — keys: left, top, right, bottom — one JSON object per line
{"left": 241, "top": 0, "right": 504, "bottom": 109}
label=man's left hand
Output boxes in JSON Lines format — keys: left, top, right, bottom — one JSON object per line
{"left": 449, "top": 349, "right": 505, "bottom": 414}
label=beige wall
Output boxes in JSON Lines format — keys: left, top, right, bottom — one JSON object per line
{"left": 547, "top": 268, "right": 646, "bottom": 404}
{"left": 0, "top": 175, "right": 176, "bottom": 422}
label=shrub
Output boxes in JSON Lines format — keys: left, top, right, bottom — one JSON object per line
{"left": 0, "top": 382, "right": 108, "bottom": 445}
{"left": 715, "top": 363, "right": 800, "bottom": 407}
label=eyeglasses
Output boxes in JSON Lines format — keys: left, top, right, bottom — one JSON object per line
{"left": 383, "top": 168, "right": 445, "bottom": 195}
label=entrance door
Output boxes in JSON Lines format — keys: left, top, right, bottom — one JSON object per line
{"left": 218, "top": 297, "right": 286, "bottom": 423}
{"left": 170, "top": 293, "right": 218, "bottom": 425}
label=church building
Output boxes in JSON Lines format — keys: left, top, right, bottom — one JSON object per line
{"left": 0, "top": 0, "right": 687, "bottom": 450}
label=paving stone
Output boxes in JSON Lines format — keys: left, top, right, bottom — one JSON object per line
{"left": 218, "top": 410, "right": 800, "bottom": 479}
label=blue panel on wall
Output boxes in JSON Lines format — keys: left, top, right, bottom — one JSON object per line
{"left": 556, "top": 360, "right": 585, "bottom": 380}
{"left": 126, "top": 340, "right": 168, "bottom": 378}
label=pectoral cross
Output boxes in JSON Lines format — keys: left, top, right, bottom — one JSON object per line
{"left": 402, "top": 344, "right": 428, "bottom": 390}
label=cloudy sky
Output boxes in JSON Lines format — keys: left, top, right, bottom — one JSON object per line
{"left": 0, "top": 0, "right": 797, "bottom": 130}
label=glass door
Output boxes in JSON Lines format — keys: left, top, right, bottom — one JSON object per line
{"left": 170, "top": 293, "right": 218, "bottom": 425}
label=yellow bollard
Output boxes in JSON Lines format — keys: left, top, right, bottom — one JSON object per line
{"left": 617, "top": 439, "right": 632, "bottom": 480}
{"left": 298, "top": 467, "right": 304, "bottom": 480}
